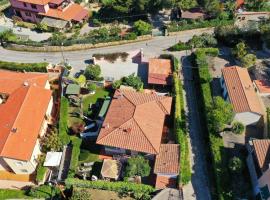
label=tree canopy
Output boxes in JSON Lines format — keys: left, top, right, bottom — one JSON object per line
{"left": 133, "top": 20, "right": 152, "bottom": 36}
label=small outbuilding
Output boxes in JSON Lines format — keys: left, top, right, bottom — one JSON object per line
{"left": 101, "top": 159, "right": 122, "bottom": 181}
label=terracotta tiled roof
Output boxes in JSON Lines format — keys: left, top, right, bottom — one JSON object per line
{"left": 222, "top": 66, "right": 263, "bottom": 115}
{"left": 96, "top": 90, "right": 172, "bottom": 154}
{"left": 237, "top": 0, "right": 244, "bottom": 7}
{"left": 253, "top": 139, "right": 270, "bottom": 172}
{"left": 155, "top": 175, "right": 177, "bottom": 189}
{"left": 0, "top": 70, "right": 52, "bottom": 161}
{"left": 18, "top": 0, "right": 50, "bottom": 5}
{"left": 254, "top": 80, "right": 270, "bottom": 94}
{"left": 39, "top": 3, "right": 88, "bottom": 22}
{"left": 154, "top": 144, "right": 180, "bottom": 174}
{"left": 148, "top": 58, "right": 172, "bottom": 85}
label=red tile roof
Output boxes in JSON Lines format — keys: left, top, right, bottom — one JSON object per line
{"left": 222, "top": 66, "right": 263, "bottom": 115}
{"left": 253, "top": 139, "right": 270, "bottom": 172}
{"left": 39, "top": 3, "right": 88, "bottom": 22}
{"left": 18, "top": 0, "right": 50, "bottom": 5}
{"left": 0, "top": 70, "right": 52, "bottom": 161}
{"left": 155, "top": 175, "right": 177, "bottom": 189}
{"left": 96, "top": 90, "right": 172, "bottom": 154}
{"left": 154, "top": 144, "right": 180, "bottom": 174}
{"left": 254, "top": 80, "right": 270, "bottom": 94}
{"left": 148, "top": 59, "right": 172, "bottom": 85}
{"left": 237, "top": 0, "right": 245, "bottom": 7}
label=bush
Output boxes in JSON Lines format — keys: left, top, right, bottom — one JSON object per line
{"left": 112, "top": 80, "right": 122, "bottom": 89}
{"left": 28, "top": 185, "right": 60, "bottom": 199}
{"left": 59, "top": 97, "right": 70, "bottom": 145}
{"left": 133, "top": 20, "right": 152, "bottom": 36}
{"left": 84, "top": 64, "right": 101, "bottom": 80}
{"left": 0, "top": 61, "right": 48, "bottom": 72}
{"left": 65, "top": 178, "right": 155, "bottom": 200}
{"left": 123, "top": 32, "right": 137, "bottom": 40}
{"left": 40, "top": 128, "right": 62, "bottom": 152}
{"left": 125, "top": 156, "right": 151, "bottom": 178}
{"left": 169, "top": 41, "right": 191, "bottom": 51}
{"left": 232, "top": 121, "right": 245, "bottom": 134}
{"left": 121, "top": 73, "right": 143, "bottom": 90}
{"left": 92, "top": 19, "right": 102, "bottom": 27}
{"left": 88, "top": 83, "right": 97, "bottom": 92}
{"left": 228, "top": 157, "right": 243, "bottom": 173}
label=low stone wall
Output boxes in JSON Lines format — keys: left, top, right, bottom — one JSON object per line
{"left": 6, "top": 35, "right": 152, "bottom": 52}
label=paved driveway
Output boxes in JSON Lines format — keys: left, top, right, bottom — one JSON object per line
{"left": 181, "top": 55, "right": 211, "bottom": 200}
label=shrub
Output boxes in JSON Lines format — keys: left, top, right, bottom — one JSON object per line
{"left": 112, "top": 80, "right": 122, "bottom": 89}
{"left": 133, "top": 20, "right": 152, "bottom": 36}
{"left": 228, "top": 157, "right": 243, "bottom": 173}
{"left": 169, "top": 41, "right": 191, "bottom": 51}
{"left": 40, "top": 128, "right": 62, "bottom": 152}
{"left": 92, "top": 19, "right": 102, "bottom": 27}
{"left": 123, "top": 32, "right": 137, "bottom": 40}
{"left": 0, "top": 61, "right": 48, "bottom": 72}
{"left": 232, "top": 121, "right": 245, "bottom": 134}
{"left": 121, "top": 73, "right": 143, "bottom": 90}
{"left": 84, "top": 64, "right": 101, "bottom": 80}
{"left": 125, "top": 156, "right": 151, "bottom": 178}
{"left": 65, "top": 178, "right": 155, "bottom": 200}
{"left": 28, "top": 185, "right": 60, "bottom": 199}
{"left": 88, "top": 83, "right": 97, "bottom": 92}
{"left": 35, "top": 23, "right": 48, "bottom": 32}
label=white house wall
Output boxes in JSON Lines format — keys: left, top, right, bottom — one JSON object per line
{"left": 3, "top": 157, "right": 36, "bottom": 174}
{"left": 234, "top": 112, "right": 261, "bottom": 126}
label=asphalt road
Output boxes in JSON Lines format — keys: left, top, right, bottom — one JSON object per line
{"left": 0, "top": 28, "right": 213, "bottom": 74}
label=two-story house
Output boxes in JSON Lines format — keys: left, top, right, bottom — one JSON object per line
{"left": 247, "top": 139, "right": 270, "bottom": 200}
{"left": 0, "top": 70, "right": 53, "bottom": 175}
{"left": 10, "top": 0, "right": 88, "bottom": 28}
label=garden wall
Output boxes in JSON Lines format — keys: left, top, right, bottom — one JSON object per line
{"left": 5, "top": 35, "right": 152, "bottom": 52}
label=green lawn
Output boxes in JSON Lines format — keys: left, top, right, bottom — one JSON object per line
{"left": 0, "top": 189, "right": 31, "bottom": 199}
{"left": 82, "top": 87, "right": 109, "bottom": 114}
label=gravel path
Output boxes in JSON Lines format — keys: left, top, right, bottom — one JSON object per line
{"left": 181, "top": 55, "right": 211, "bottom": 200}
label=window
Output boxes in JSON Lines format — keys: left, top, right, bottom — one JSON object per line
{"left": 21, "top": 169, "right": 28, "bottom": 173}
{"left": 25, "top": 12, "right": 31, "bottom": 17}
{"left": 36, "top": 14, "right": 42, "bottom": 19}
{"left": 31, "top": 4, "right": 37, "bottom": 9}
{"left": 15, "top": 161, "right": 23, "bottom": 166}
{"left": 23, "top": 2, "right": 27, "bottom": 7}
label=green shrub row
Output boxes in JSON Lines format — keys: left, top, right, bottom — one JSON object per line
{"left": 173, "top": 72, "right": 191, "bottom": 185}
{"left": 167, "top": 19, "right": 233, "bottom": 33}
{"left": 36, "top": 164, "right": 47, "bottom": 183}
{"left": 59, "top": 97, "right": 70, "bottom": 145}
{"left": 194, "top": 48, "right": 231, "bottom": 200}
{"left": 28, "top": 185, "right": 60, "bottom": 199}
{"left": 267, "top": 107, "right": 270, "bottom": 138}
{"left": 65, "top": 178, "right": 155, "bottom": 200}
{"left": 68, "top": 136, "right": 82, "bottom": 177}
{"left": 0, "top": 60, "right": 48, "bottom": 72}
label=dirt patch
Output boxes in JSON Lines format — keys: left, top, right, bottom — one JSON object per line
{"left": 86, "top": 188, "right": 134, "bottom": 200}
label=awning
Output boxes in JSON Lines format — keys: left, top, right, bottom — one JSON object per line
{"left": 41, "top": 17, "right": 68, "bottom": 29}
{"left": 66, "top": 84, "right": 80, "bottom": 95}
{"left": 44, "top": 152, "right": 63, "bottom": 167}
{"left": 98, "top": 97, "right": 111, "bottom": 118}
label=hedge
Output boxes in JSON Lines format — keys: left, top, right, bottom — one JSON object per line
{"left": 173, "top": 72, "right": 191, "bottom": 185}
{"left": 267, "top": 107, "right": 270, "bottom": 138}
{"left": 28, "top": 185, "right": 60, "bottom": 199}
{"left": 65, "top": 178, "right": 155, "bottom": 200}
{"left": 0, "top": 60, "right": 48, "bottom": 72}
{"left": 193, "top": 48, "right": 231, "bottom": 200}
{"left": 69, "top": 136, "right": 82, "bottom": 177}
{"left": 59, "top": 97, "right": 70, "bottom": 145}
{"left": 36, "top": 164, "right": 47, "bottom": 183}
{"left": 167, "top": 19, "right": 234, "bottom": 33}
